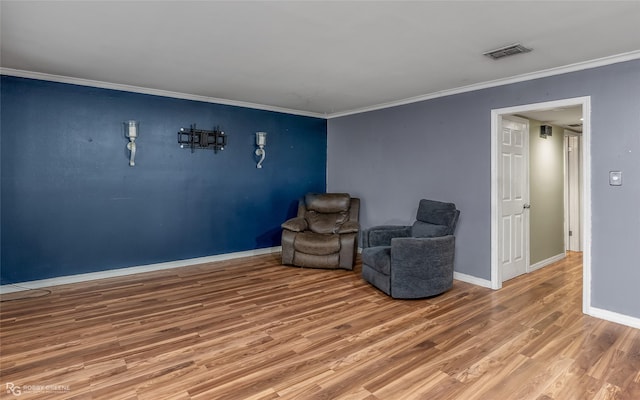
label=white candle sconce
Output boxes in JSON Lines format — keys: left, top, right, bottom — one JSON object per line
{"left": 255, "top": 131, "right": 267, "bottom": 168}
{"left": 124, "top": 120, "right": 139, "bottom": 166}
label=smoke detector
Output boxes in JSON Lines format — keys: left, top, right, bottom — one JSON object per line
{"left": 483, "top": 43, "right": 532, "bottom": 60}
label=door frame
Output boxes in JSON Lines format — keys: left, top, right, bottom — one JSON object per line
{"left": 490, "top": 97, "right": 591, "bottom": 314}
{"left": 564, "top": 131, "right": 583, "bottom": 252}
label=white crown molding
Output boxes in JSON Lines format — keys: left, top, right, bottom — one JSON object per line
{"left": 0, "top": 247, "right": 281, "bottom": 294}
{"left": 327, "top": 50, "right": 640, "bottom": 119}
{"left": 3, "top": 50, "right": 639, "bottom": 121}
{"left": 0, "top": 68, "right": 326, "bottom": 119}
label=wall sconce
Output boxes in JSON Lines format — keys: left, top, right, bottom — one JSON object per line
{"left": 255, "top": 132, "right": 267, "bottom": 168}
{"left": 124, "top": 120, "right": 139, "bottom": 166}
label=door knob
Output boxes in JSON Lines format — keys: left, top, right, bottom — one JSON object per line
{"left": 523, "top": 203, "right": 531, "bottom": 209}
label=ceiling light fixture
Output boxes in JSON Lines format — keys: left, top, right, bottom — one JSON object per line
{"left": 483, "top": 43, "right": 532, "bottom": 60}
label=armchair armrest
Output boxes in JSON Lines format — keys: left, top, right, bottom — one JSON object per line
{"left": 281, "top": 217, "right": 308, "bottom": 232}
{"left": 362, "top": 225, "right": 411, "bottom": 248}
{"left": 337, "top": 220, "right": 359, "bottom": 234}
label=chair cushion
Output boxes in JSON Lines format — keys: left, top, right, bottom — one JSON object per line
{"left": 361, "top": 246, "right": 392, "bottom": 275}
{"left": 294, "top": 232, "right": 341, "bottom": 255}
{"left": 411, "top": 221, "right": 450, "bottom": 238}
{"left": 305, "top": 210, "right": 348, "bottom": 234}
{"left": 305, "top": 193, "right": 351, "bottom": 213}
{"left": 416, "top": 199, "right": 457, "bottom": 226}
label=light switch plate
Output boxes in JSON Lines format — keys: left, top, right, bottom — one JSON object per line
{"left": 609, "top": 171, "right": 622, "bottom": 186}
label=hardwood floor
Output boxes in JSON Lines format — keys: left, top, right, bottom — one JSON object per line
{"left": 1, "top": 252, "right": 639, "bottom": 399}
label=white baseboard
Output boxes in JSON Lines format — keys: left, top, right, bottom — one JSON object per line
{"left": 587, "top": 306, "right": 640, "bottom": 329}
{"left": 0, "top": 247, "right": 282, "bottom": 294}
{"left": 529, "top": 252, "right": 566, "bottom": 272}
{"left": 454, "top": 271, "right": 493, "bottom": 288}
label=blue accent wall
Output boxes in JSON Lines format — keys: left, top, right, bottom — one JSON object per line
{"left": 1, "top": 76, "right": 327, "bottom": 284}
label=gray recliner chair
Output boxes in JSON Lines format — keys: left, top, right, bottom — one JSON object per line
{"left": 281, "top": 193, "right": 360, "bottom": 270}
{"left": 361, "top": 199, "right": 460, "bottom": 298}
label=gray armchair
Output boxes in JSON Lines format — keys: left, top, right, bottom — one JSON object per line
{"left": 361, "top": 199, "right": 460, "bottom": 298}
{"left": 281, "top": 193, "right": 360, "bottom": 270}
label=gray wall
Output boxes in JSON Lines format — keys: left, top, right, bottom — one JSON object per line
{"left": 528, "top": 120, "right": 565, "bottom": 265}
{"left": 327, "top": 59, "right": 640, "bottom": 319}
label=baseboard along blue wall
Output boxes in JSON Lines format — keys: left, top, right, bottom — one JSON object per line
{"left": 0, "top": 76, "right": 327, "bottom": 284}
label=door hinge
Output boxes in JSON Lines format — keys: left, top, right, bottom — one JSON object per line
{"left": 569, "top": 230, "right": 573, "bottom": 236}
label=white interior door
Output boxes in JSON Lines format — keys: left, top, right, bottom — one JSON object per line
{"left": 566, "top": 134, "right": 582, "bottom": 251}
{"left": 500, "top": 116, "right": 530, "bottom": 282}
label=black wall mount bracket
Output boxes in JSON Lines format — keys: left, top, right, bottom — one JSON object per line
{"left": 178, "top": 124, "right": 227, "bottom": 153}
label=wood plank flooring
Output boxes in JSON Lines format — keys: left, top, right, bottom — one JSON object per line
{"left": 1, "top": 251, "right": 639, "bottom": 399}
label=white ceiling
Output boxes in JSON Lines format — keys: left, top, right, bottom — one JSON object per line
{"left": 2, "top": 1, "right": 640, "bottom": 119}
{"left": 518, "top": 106, "right": 584, "bottom": 133}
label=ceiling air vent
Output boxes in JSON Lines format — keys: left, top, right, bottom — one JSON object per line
{"left": 483, "top": 43, "right": 532, "bottom": 60}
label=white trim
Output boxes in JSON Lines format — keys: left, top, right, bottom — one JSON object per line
{"left": 328, "top": 51, "right": 639, "bottom": 118}
{"left": 528, "top": 252, "right": 566, "bottom": 273}
{"left": 0, "top": 247, "right": 282, "bottom": 294}
{"left": 0, "top": 68, "right": 325, "bottom": 119}
{"left": 490, "top": 110, "right": 502, "bottom": 289}
{"left": 588, "top": 307, "right": 640, "bottom": 330}
{"left": 454, "top": 271, "right": 492, "bottom": 289}
{"left": 3, "top": 51, "right": 638, "bottom": 121}
{"left": 581, "top": 99, "right": 592, "bottom": 315}
{"left": 491, "top": 97, "right": 592, "bottom": 308}
{"left": 564, "top": 131, "right": 583, "bottom": 253}
{"left": 563, "top": 133, "right": 570, "bottom": 252}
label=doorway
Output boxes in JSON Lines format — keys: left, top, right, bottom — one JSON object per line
{"left": 491, "top": 97, "right": 591, "bottom": 314}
